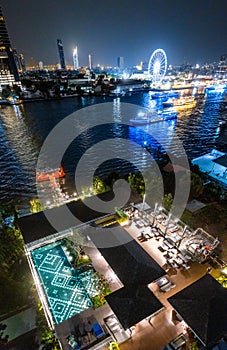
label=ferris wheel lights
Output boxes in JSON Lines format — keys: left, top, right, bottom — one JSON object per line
{"left": 148, "top": 48, "right": 167, "bottom": 86}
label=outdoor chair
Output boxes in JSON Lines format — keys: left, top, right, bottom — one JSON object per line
{"left": 160, "top": 281, "right": 175, "bottom": 292}
{"left": 92, "top": 322, "right": 105, "bottom": 338}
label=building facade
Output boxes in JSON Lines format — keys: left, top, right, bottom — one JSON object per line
{"left": 13, "top": 49, "right": 26, "bottom": 73}
{"left": 57, "top": 39, "right": 66, "bottom": 70}
{"left": 0, "top": 6, "right": 20, "bottom": 85}
{"left": 73, "top": 46, "right": 79, "bottom": 70}
{"left": 216, "top": 54, "right": 227, "bottom": 80}
{"left": 88, "top": 53, "right": 93, "bottom": 70}
{"left": 117, "top": 56, "right": 124, "bottom": 69}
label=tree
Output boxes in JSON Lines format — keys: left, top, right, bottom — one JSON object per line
{"left": 0, "top": 217, "right": 34, "bottom": 314}
{"left": 143, "top": 168, "right": 164, "bottom": 208}
{"left": 128, "top": 172, "right": 145, "bottom": 197}
{"left": 93, "top": 177, "right": 107, "bottom": 194}
{"left": 30, "top": 198, "right": 44, "bottom": 213}
{"left": 1, "top": 85, "right": 11, "bottom": 99}
{"left": 92, "top": 273, "right": 111, "bottom": 308}
{"left": 190, "top": 172, "right": 203, "bottom": 199}
{"left": 36, "top": 303, "right": 60, "bottom": 350}
{"left": 0, "top": 323, "right": 8, "bottom": 345}
{"left": 162, "top": 193, "right": 173, "bottom": 212}
{"left": 41, "top": 329, "right": 60, "bottom": 350}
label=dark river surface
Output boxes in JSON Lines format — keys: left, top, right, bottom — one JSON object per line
{"left": 0, "top": 88, "right": 226, "bottom": 205}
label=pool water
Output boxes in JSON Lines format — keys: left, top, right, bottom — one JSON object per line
{"left": 32, "top": 242, "right": 99, "bottom": 324}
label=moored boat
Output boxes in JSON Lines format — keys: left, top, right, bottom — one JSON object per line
{"left": 163, "top": 96, "right": 196, "bottom": 109}
{"left": 150, "top": 90, "right": 179, "bottom": 100}
{"left": 206, "top": 83, "right": 227, "bottom": 91}
{"left": 35, "top": 164, "right": 65, "bottom": 181}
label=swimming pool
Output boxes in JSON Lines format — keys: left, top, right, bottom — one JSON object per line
{"left": 32, "top": 242, "right": 99, "bottom": 324}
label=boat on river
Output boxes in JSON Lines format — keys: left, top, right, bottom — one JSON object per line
{"left": 130, "top": 110, "right": 177, "bottom": 126}
{"left": 150, "top": 90, "right": 179, "bottom": 100}
{"left": 206, "top": 83, "right": 227, "bottom": 92}
{"left": 35, "top": 164, "right": 65, "bottom": 181}
{"left": 163, "top": 96, "right": 197, "bottom": 109}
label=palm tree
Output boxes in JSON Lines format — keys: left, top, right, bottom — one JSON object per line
{"left": 190, "top": 173, "right": 204, "bottom": 199}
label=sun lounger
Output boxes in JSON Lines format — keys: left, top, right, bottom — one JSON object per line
{"left": 145, "top": 233, "right": 152, "bottom": 239}
{"left": 137, "top": 235, "right": 148, "bottom": 242}
{"left": 156, "top": 276, "right": 169, "bottom": 287}
{"left": 168, "top": 226, "right": 179, "bottom": 233}
{"left": 167, "top": 259, "right": 178, "bottom": 269}
{"left": 92, "top": 322, "right": 105, "bottom": 338}
{"left": 160, "top": 281, "right": 175, "bottom": 292}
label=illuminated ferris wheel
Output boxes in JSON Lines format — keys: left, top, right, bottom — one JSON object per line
{"left": 148, "top": 49, "right": 167, "bottom": 86}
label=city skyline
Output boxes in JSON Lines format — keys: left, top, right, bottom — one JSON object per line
{"left": 1, "top": 0, "right": 227, "bottom": 68}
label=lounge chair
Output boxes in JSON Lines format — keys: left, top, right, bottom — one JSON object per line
{"left": 92, "top": 322, "right": 105, "bottom": 338}
{"left": 160, "top": 282, "right": 175, "bottom": 292}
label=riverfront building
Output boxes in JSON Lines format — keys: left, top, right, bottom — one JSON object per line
{"left": 0, "top": 6, "right": 20, "bottom": 86}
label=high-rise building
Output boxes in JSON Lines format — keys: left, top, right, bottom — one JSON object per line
{"left": 39, "top": 61, "right": 44, "bottom": 70}
{"left": 73, "top": 46, "right": 79, "bottom": 70}
{"left": 57, "top": 39, "right": 66, "bottom": 69}
{"left": 0, "top": 6, "right": 20, "bottom": 84}
{"left": 88, "top": 54, "right": 93, "bottom": 70}
{"left": 13, "top": 49, "right": 26, "bottom": 73}
{"left": 217, "top": 54, "right": 227, "bottom": 79}
{"left": 117, "top": 56, "right": 124, "bottom": 69}
{"left": 18, "top": 53, "right": 26, "bottom": 73}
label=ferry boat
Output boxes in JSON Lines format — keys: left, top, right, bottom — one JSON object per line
{"left": 130, "top": 110, "right": 177, "bottom": 126}
{"left": 163, "top": 96, "right": 196, "bottom": 109}
{"left": 206, "top": 83, "right": 227, "bottom": 92}
{"left": 150, "top": 90, "right": 179, "bottom": 100}
{"left": 35, "top": 164, "right": 65, "bottom": 182}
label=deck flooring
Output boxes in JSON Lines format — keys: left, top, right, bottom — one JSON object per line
{"left": 57, "top": 219, "right": 209, "bottom": 350}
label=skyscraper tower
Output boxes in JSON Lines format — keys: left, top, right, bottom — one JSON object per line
{"left": 57, "top": 39, "right": 66, "bottom": 69}
{"left": 73, "top": 46, "right": 79, "bottom": 70}
{"left": 217, "top": 54, "right": 227, "bottom": 80}
{"left": 117, "top": 56, "right": 124, "bottom": 69}
{"left": 13, "top": 49, "right": 26, "bottom": 73}
{"left": 0, "top": 6, "right": 19, "bottom": 82}
{"left": 88, "top": 54, "right": 93, "bottom": 70}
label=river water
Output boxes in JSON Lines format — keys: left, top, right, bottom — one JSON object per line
{"left": 0, "top": 88, "right": 226, "bottom": 205}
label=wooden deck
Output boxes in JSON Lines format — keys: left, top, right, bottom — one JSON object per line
{"left": 56, "top": 219, "right": 209, "bottom": 350}
{"left": 102, "top": 222, "right": 208, "bottom": 350}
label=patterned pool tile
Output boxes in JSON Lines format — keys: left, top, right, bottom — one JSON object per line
{"left": 52, "top": 275, "right": 67, "bottom": 288}
{"left": 32, "top": 242, "right": 99, "bottom": 324}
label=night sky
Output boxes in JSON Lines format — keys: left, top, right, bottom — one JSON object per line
{"left": 1, "top": 0, "right": 227, "bottom": 67}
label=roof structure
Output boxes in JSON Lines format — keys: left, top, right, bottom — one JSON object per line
{"left": 88, "top": 225, "right": 166, "bottom": 329}
{"left": 17, "top": 199, "right": 104, "bottom": 245}
{"left": 168, "top": 274, "right": 227, "bottom": 347}
{"left": 213, "top": 154, "right": 227, "bottom": 168}
{"left": 106, "top": 285, "right": 164, "bottom": 330}
{"left": 89, "top": 225, "right": 166, "bottom": 285}
{"left": 18, "top": 192, "right": 140, "bottom": 245}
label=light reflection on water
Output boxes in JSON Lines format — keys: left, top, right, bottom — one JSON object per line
{"left": 0, "top": 89, "right": 226, "bottom": 204}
